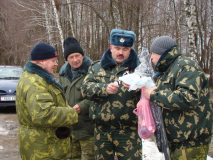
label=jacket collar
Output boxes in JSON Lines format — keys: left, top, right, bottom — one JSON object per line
{"left": 24, "top": 61, "right": 64, "bottom": 91}
{"left": 100, "top": 48, "right": 139, "bottom": 70}
{"left": 59, "top": 55, "right": 92, "bottom": 80}
{"left": 153, "top": 46, "right": 181, "bottom": 78}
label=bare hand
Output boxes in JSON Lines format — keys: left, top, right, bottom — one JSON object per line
{"left": 142, "top": 86, "right": 157, "bottom": 100}
{"left": 73, "top": 104, "right": 81, "bottom": 113}
{"left": 122, "top": 82, "right": 130, "bottom": 89}
{"left": 107, "top": 83, "right": 119, "bottom": 94}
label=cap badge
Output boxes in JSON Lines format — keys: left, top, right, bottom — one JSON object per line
{"left": 55, "top": 51, "right": 58, "bottom": 56}
{"left": 120, "top": 38, "right": 125, "bottom": 43}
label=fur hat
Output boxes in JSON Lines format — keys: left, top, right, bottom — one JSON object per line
{"left": 150, "top": 36, "right": 177, "bottom": 55}
{"left": 30, "top": 43, "right": 58, "bottom": 61}
{"left": 110, "top": 29, "right": 136, "bottom": 47}
{"left": 63, "top": 37, "right": 84, "bottom": 60}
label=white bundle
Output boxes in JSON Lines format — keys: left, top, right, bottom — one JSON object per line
{"left": 119, "top": 74, "right": 155, "bottom": 91}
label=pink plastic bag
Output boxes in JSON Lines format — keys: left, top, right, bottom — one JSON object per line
{"left": 133, "top": 88, "right": 156, "bottom": 139}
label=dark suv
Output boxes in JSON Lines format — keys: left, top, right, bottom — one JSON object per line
{"left": 0, "top": 65, "right": 24, "bottom": 107}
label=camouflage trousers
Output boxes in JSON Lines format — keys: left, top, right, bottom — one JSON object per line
{"left": 170, "top": 144, "right": 210, "bottom": 160}
{"left": 70, "top": 136, "right": 95, "bottom": 160}
{"left": 94, "top": 126, "right": 142, "bottom": 160}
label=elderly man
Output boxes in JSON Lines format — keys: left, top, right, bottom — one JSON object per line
{"left": 16, "top": 43, "right": 78, "bottom": 160}
{"left": 59, "top": 37, "right": 94, "bottom": 160}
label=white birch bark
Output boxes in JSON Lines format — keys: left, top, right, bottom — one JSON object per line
{"left": 184, "top": 0, "right": 198, "bottom": 61}
{"left": 42, "top": 0, "right": 53, "bottom": 44}
{"left": 50, "top": 0, "right": 64, "bottom": 52}
{"left": 66, "top": 0, "right": 75, "bottom": 37}
{"left": 88, "top": 9, "right": 92, "bottom": 49}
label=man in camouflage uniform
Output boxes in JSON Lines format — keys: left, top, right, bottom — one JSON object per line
{"left": 143, "top": 36, "right": 213, "bottom": 160}
{"left": 16, "top": 43, "right": 78, "bottom": 160}
{"left": 59, "top": 37, "right": 94, "bottom": 160}
{"left": 81, "top": 29, "right": 142, "bottom": 160}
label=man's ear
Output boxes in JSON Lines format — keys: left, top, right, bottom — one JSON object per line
{"left": 110, "top": 45, "right": 112, "bottom": 52}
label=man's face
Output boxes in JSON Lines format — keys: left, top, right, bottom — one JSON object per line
{"left": 151, "top": 52, "right": 161, "bottom": 65}
{"left": 40, "top": 58, "right": 58, "bottom": 75}
{"left": 67, "top": 53, "right": 84, "bottom": 69}
{"left": 110, "top": 45, "right": 132, "bottom": 64}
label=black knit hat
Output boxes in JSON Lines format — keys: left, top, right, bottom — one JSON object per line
{"left": 30, "top": 42, "right": 58, "bottom": 61}
{"left": 63, "top": 37, "right": 84, "bottom": 60}
{"left": 150, "top": 36, "right": 177, "bottom": 55}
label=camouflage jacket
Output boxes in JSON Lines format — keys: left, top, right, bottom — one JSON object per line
{"left": 81, "top": 48, "right": 141, "bottom": 131}
{"left": 150, "top": 46, "right": 213, "bottom": 151}
{"left": 16, "top": 62, "right": 78, "bottom": 160}
{"left": 59, "top": 56, "right": 94, "bottom": 140}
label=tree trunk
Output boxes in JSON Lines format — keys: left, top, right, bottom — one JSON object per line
{"left": 50, "top": 0, "right": 64, "bottom": 52}
{"left": 210, "top": 0, "right": 213, "bottom": 86}
{"left": 184, "top": 0, "right": 198, "bottom": 62}
{"left": 43, "top": 0, "right": 53, "bottom": 44}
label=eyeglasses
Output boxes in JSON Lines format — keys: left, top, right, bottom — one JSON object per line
{"left": 50, "top": 59, "right": 58, "bottom": 64}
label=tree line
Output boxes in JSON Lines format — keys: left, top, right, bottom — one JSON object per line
{"left": 0, "top": 0, "right": 212, "bottom": 86}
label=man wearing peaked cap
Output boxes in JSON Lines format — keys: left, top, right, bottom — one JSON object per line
{"left": 58, "top": 37, "right": 94, "bottom": 159}
{"left": 16, "top": 42, "right": 78, "bottom": 160}
{"left": 81, "top": 29, "right": 142, "bottom": 159}
{"left": 143, "top": 36, "right": 212, "bottom": 159}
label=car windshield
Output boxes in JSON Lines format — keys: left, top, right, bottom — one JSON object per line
{"left": 0, "top": 67, "right": 23, "bottom": 79}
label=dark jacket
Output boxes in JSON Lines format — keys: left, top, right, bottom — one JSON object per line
{"left": 81, "top": 48, "right": 141, "bottom": 131}
{"left": 59, "top": 56, "right": 94, "bottom": 140}
{"left": 16, "top": 61, "right": 78, "bottom": 160}
{"left": 150, "top": 46, "right": 213, "bottom": 151}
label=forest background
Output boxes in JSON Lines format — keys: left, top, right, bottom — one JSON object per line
{"left": 0, "top": 0, "right": 212, "bottom": 86}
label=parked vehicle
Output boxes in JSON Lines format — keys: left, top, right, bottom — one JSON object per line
{"left": 0, "top": 65, "right": 24, "bottom": 107}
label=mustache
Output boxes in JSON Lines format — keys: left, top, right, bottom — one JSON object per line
{"left": 117, "top": 55, "right": 124, "bottom": 58}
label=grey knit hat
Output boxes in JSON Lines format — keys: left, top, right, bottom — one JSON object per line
{"left": 150, "top": 36, "right": 177, "bottom": 55}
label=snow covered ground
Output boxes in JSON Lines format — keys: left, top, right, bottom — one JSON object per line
{"left": 142, "top": 136, "right": 213, "bottom": 160}
{"left": 207, "top": 155, "right": 213, "bottom": 160}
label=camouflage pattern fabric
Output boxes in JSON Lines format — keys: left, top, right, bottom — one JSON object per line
{"left": 150, "top": 46, "right": 213, "bottom": 152}
{"left": 94, "top": 125, "right": 142, "bottom": 160}
{"left": 170, "top": 144, "right": 209, "bottom": 160}
{"left": 81, "top": 48, "right": 142, "bottom": 160}
{"left": 70, "top": 136, "right": 95, "bottom": 160}
{"left": 16, "top": 62, "right": 78, "bottom": 160}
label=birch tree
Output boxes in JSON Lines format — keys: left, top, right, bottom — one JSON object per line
{"left": 43, "top": 0, "right": 53, "bottom": 44}
{"left": 50, "top": 0, "right": 64, "bottom": 52}
{"left": 210, "top": 0, "right": 213, "bottom": 86}
{"left": 184, "top": 0, "right": 198, "bottom": 61}
{"left": 66, "top": 0, "right": 75, "bottom": 37}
